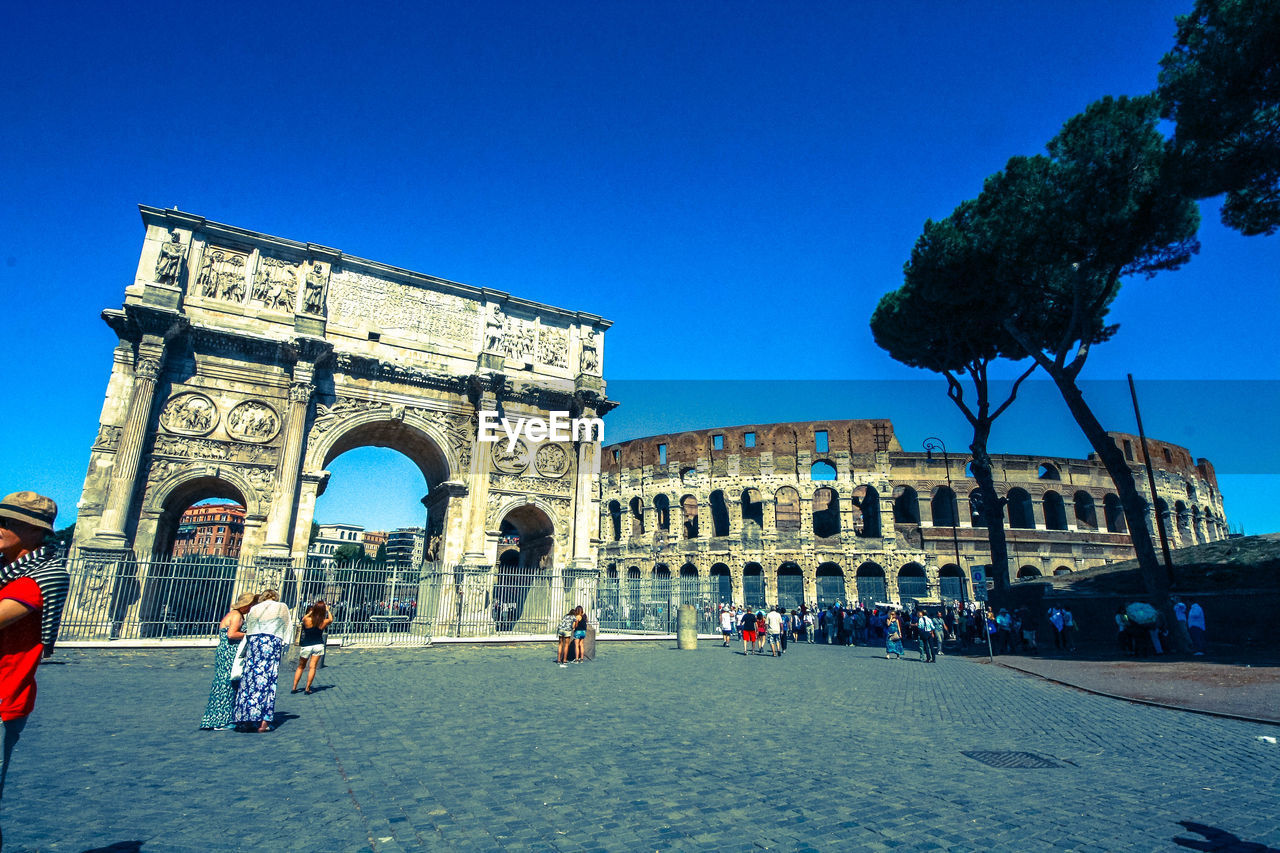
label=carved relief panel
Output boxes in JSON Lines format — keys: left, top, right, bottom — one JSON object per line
{"left": 196, "top": 246, "right": 249, "bottom": 304}
{"left": 537, "top": 325, "right": 569, "bottom": 369}
{"left": 252, "top": 255, "right": 300, "bottom": 312}
{"left": 225, "top": 400, "right": 281, "bottom": 443}
{"left": 492, "top": 440, "right": 531, "bottom": 474}
{"left": 534, "top": 443, "right": 571, "bottom": 479}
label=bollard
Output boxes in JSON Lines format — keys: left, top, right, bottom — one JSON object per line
{"left": 677, "top": 603, "right": 698, "bottom": 649}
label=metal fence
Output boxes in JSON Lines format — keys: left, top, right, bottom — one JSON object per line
{"left": 61, "top": 555, "right": 687, "bottom": 645}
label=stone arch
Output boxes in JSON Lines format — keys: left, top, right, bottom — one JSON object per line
{"left": 969, "top": 489, "right": 987, "bottom": 527}
{"left": 710, "top": 562, "right": 731, "bottom": 604}
{"left": 1053, "top": 566, "right": 1072, "bottom": 575}
{"left": 1042, "top": 490, "right": 1068, "bottom": 531}
{"left": 709, "top": 489, "right": 730, "bottom": 537}
{"left": 930, "top": 486, "right": 958, "bottom": 527}
{"left": 855, "top": 561, "right": 887, "bottom": 603}
{"left": 1104, "top": 493, "right": 1127, "bottom": 533}
{"left": 629, "top": 496, "right": 645, "bottom": 535}
{"left": 495, "top": 501, "right": 557, "bottom": 569}
{"left": 743, "top": 561, "right": 765, "bottom": 607}
{"left": 679, "top": 562, "right": 698, "bottom": 577}
{"left": 812, "top": 486, "right": 840, "bottom": 537}
{"left": 142, "top": 467, "right": 264, "bottom": 559}
{"left": 741, "top": 488, "right": 764, "bottom": 530}
{"left": 815, "top": 561, "right": 844, "bottom": 606}
{"left": 1037, "top": 462, "right": 1060, "bottom": 480}
{"left": 896, "top": 561, "right": 926, "bottom": 601}
{"left": 606, "top": 500, "right": 623, "bottom": 541}
{"left": 653, "top": 493, "right": 671, "bottom": 532}
{"left": 680, "top": 494, "right": 699, "bottom": 538}
{"left": 853, "top": 484, "right": 881, "bottom": 538}
{"left": 1017, "top": 565, "right": 1042, "bottom": 579}
{"left": 892, "top": 486, "right": 920, "bottom": 524}
{"left": 1074, "top": 491, "right": 1098, "bottom": 529}
{"left": 938, "top": 563, "right": 965, "bottom": 601}
{"left": 776, "top": 561, "right": 804, "bottom": 609}
{"left": 810, "top": 459, "right": 837, "bottom": 481}
{"left": 1007, "top": 488, "right": 1035, "bottom": 529}
{"left": 775, "top": 486, "right": 801, "bottom": 532}
{"left": 306, "top": 410, "right": 455, "bottom": 486}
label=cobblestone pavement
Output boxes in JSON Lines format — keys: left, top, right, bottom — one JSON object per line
{"left": 7, "top": 641, "right": 1280, "bottom": 853}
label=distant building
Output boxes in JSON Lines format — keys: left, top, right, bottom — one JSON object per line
{"left": 362, "top": 529, "right": 388, "bottom": 558}
{"left": 309, "top": 523, "right": 365, "bottom": 563}
{"left": 385, "top": 527, "right": 425, "bottom": 567}
{"left": 171, "top": 502, "right": 245, "bottom": 558}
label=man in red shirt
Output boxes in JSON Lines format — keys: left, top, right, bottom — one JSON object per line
{"left": 0, "top": 490, "right": 67, "bottom": 850}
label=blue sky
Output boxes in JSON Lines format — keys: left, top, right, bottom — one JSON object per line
{"left": 1, "top": 1, "right": 1276, "bottom": 536}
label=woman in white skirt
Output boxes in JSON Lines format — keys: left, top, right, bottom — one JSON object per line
{"left": 233, "top": 589, "right": 293, "bottom": 732}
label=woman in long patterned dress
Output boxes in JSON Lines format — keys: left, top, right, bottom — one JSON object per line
{"left": 200, "top": 592, "right": 256, "bottom": 730}
{"left": 233, "top": 589, "right": 293, "bottom": 733}
{"left": 885, "top": 611, "right": 904, "bottom": 660}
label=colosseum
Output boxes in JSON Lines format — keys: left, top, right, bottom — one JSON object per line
{"left": 598, "top": 418, "right": 1227, "bottom": 611}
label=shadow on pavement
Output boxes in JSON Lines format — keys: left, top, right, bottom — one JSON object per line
{"left": 81, "top": 842, "right": 143, "bottom": 853}
{"left": 1174, "top": 820, "right": 1280, "bottom": 852}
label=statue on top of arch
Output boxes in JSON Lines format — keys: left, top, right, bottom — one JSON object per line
{"left": 154, "top": 230, "right": 186, "bottom": 286}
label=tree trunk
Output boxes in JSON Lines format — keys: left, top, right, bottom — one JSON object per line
{"left": 1043, "top": 368, "right": 1178, "bottom": 626}
{"left": 968, "top": 424, "right": 1011, "bottom": 593}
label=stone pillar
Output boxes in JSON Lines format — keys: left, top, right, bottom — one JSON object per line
{"left": 728, "top": 496, "right": 743, "bottom": 535}
{"left": 762, "top": 497, "right": 777, "bottom": 534}
{"left": 462, "top": 380, "right": 499, "bottom": 564}
{"left": 677, "top": 603, "right": 698, "bottom": 648}
{"left": 798, "top": 497, "right": 814, "bottom": 537}
{"left": 570, "top": 416, "right": 600, "bottom": 569}
{"left": 94, "top": 350, "right": 164, "bottom": 546}
{"left": 261, "top": 378, "right": 315, "bottom": 556}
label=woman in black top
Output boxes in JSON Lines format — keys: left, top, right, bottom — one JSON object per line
{"left": 291, "top": 599, "right": 332, "bottom": 695}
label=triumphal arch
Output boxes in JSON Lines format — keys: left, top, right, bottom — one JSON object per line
{"left": 70, "top": 205, "right": 611, "bottom": 634}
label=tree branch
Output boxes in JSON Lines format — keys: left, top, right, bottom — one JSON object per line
{"left": 990, "top": 361, "right": 1040, "bottom": 420}
{"left": 944, "top": 370, "right": 979, "bottom": 428}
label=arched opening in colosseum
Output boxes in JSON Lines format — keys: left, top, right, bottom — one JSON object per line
{"left": 1203, "top": 506, "right": 1217, "bottom": 541}
{"left": 1007, "top": 488, "right": 1035, "bottom": 529}
{"left": 1175, "top": 500, "right": 1191, "bottom": 541}
{"left": 680, "top": 466, "right": 697, "bottom": 485}
{"left": 815, "top": 562, "right": 843, "bottom": 607}
{"left": 1037, "top": 462, "right": 1060, "bottom": 480}
{"left": 709, "top": 490, "right": 730, "bottom": 537}
{"left": 743, "top": 563, "right": 765, "bottom": 608}
{"left": 680, "top": 495, "right": 699, "bottom": 538}
{"left": 896, "top": 562, "right": 927, "bottom": 602}
{"left": 1054, "top": 566, "right": 1071, "bottom": 575}
{"left": 607, "top": 500, "right": 623, "bottom": 541}
{"left": 653, "top": 494, "right": 671, "bottom": 532}
{"left": 1016, "top": 565, "right": 1042, "bottom": 579}
{"left": 778, "top": 562, "right": 804, "bottom": 610}
{"left": 930, "top": 487, "right": 958, "bottom": 527}
{"left": 811, "top": 459, "right": 836, "bottom": 481}
{"left": 1074, "top": 491, "right": 1098, "bottom": 529}
{"left": 969, "top": 489, "right": 987, "bottom": 527}
{"left": 853, "top": 485, "right": 880, "bottom": 537}
{"left": 624, "top": 567, "right": 641, "bottom": 630}
{"left": 938, "top": 564, "right": 965, "bottom": 601}
{"left": 679, "top": 563, "right": 697, "bottom": 577}
{"left": 654, "top": 565, "right": 672, "bottom": 611}
{"left": 775, "top": 487, "right": 801, "bottom": 532}
{"left": 893, "top": 487, "right": 920, "bottom": 524}
{"left": 741, "top": 489, "right": 764, "bottom": 530}
{"left": 855, "top": 561, "right": 886, "bottom": 604}
{"left": 1042, "top": 491, "right": 1068, "bottom": 530}
{"left": 1104, "top": 494, "right": 1127, "bottom": 533}
{"left": 813, "top": 487, "right": 840, "bottom": 538}
{"left": 710, "top": 563, "right": 731, "bottom": 604}
{"left": 629, "top": 497, "right": 645, "bottom": 535}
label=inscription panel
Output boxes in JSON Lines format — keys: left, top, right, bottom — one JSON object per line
{"left": 327, "top": 268, "right": 480, "bottom": 347}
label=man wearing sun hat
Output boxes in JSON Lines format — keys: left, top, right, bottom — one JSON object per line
{"left": 0, "top": 490, "right": 70, "bottom": 844}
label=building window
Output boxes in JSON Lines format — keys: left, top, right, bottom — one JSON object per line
{"left": 815, "top": 430, "right": 828, "bottom": 453}
{"left": 658, "top": 444, "right": 667, "bottom": 465}
{"left": 712, "top": 434, "right": 723, "bottom": 450}
{"left": 744, "top": 432, "right": 756, "bottom": 448}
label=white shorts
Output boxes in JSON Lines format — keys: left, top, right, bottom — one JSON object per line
{"left": 299, "top": 643, "right": 325, "bottom": 659}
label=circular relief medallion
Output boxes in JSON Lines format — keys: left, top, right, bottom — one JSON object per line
{"left": 159, "top": 392, "right": 218, "bottom": 436}
{"left": 535, "top": 443, "right": 571, "bottom": 479}
{"left": 226, "top": 400, "right": 281, "bottom": 443}
{"left": 492, "top": 439, "right": 530, "bottom": 474}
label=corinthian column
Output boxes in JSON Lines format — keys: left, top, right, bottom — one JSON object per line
{"left": 261, "top": 379, "right": 314, "bottom": 556}
{"left": 95, "top": 353, "right": 163, "bottom": 546}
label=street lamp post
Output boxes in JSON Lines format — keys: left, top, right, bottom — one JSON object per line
{"left": 924, "top": 436, "right": 993, "bottom": 662}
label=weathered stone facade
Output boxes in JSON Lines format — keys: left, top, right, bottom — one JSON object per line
{"left": 71, "top": 207, "right": 611, "bottom": 607}
{"left": 599, "top": 419, "right": 1227, "bottom": 608}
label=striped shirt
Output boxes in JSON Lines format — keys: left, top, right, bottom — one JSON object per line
{"left": 0, "top": 546, "right": 70, "bottom": 657}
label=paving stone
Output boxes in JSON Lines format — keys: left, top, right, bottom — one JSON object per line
{"left": 3, "top": 644, "right": 1280, "bottom": 851}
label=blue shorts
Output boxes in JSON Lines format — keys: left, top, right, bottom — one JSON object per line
{"left": 573, "top": 630, "right": 586, "bottom": 640}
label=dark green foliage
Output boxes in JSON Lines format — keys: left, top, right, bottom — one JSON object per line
{"left": 333, "top": 542, "right": 364, "bottom": 562}
{"left": 1159, "top": 0, "right": 1280, "bottom": 235}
